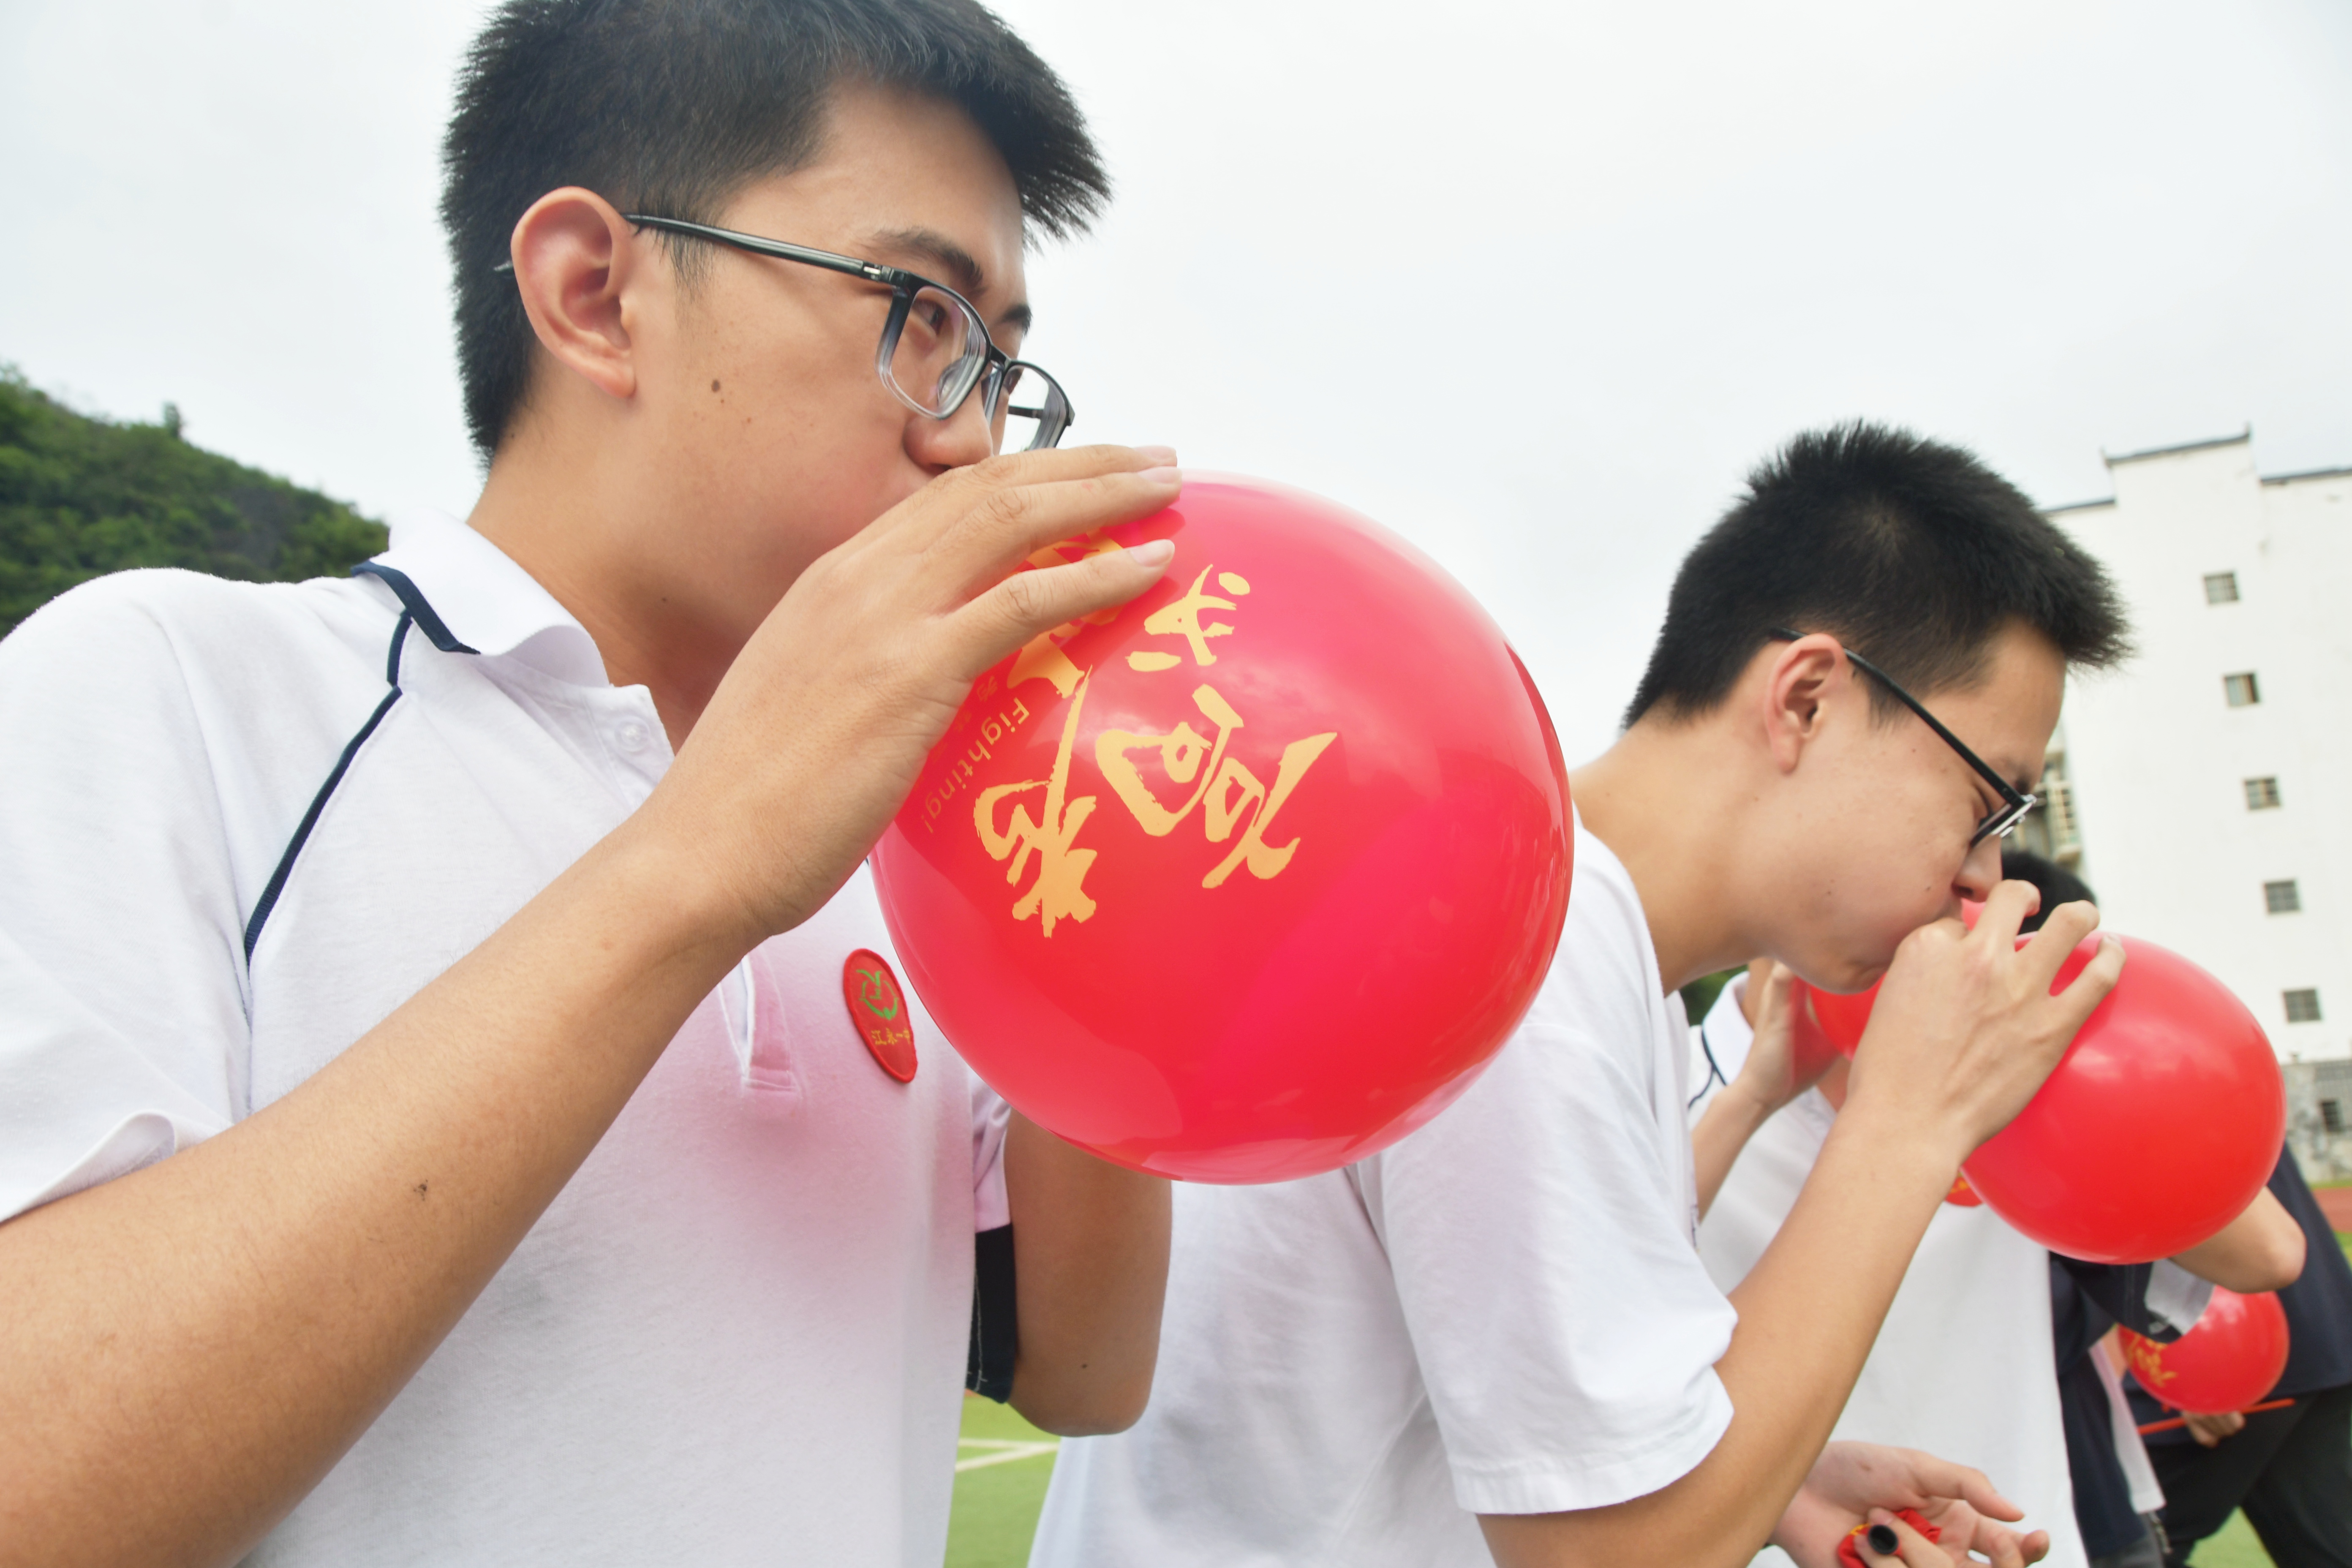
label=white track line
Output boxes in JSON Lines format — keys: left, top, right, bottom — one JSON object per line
{"left": 955, "top": 1438, "right": 1060, "bottom": 1473}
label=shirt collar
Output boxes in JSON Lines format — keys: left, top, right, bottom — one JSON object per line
{"left": 1699, "top": 973, "right": 1756, "bottom": 1082}
{"left": 367, "top": 512, "right": 611, "bottom": 688}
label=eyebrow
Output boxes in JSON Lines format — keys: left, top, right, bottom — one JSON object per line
{"left": 865, "top": 225, "right": 1032, "bottom": 336}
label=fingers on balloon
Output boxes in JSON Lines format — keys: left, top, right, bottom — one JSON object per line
{"left": 871, "top": 476, "right": 1573, "bottom": 1184}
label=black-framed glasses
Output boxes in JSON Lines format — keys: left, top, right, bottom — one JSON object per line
{"left": 1769, "top": 628, "right": 2038, "bottom": 847}
{"left": 498, "top": 213, "right": 1073, "bottom": 452}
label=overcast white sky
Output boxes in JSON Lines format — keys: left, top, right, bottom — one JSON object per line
{"left": 5, "top": 0, "right": 2347, "bottom": 757}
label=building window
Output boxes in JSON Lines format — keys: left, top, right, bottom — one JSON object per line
{"left": 2014, "top": 749, "right": 2082, "bottom": 864}
{"left": 2265, "top": 879, "right": 2302, "bottom": 914}
{"left": 2204, "top": 572, "right": 2240, "bottom": 604}
{"left": 2224, "top": 672, "right": 2260, "bottom": 708}
{"left": 2284, "top": 988, "right": 2322, "bottom": 1024}
{"left": 2325, "top": 1099, "right": 2347, "bottom": 1135}
{"left": 2245, "top": 776, "right": 2282, "bottom": 810}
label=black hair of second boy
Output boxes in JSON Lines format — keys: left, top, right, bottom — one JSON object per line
{"left": 1627, "top": 421, "right": 2129, "bottom": 730}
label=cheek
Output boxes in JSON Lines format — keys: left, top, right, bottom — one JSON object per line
{"left": 1804, "top": 770, "right": 1970, "bottom": 962}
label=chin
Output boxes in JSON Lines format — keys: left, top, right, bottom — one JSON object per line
{"left": 1801, "top": 930, "right": 1906, "bottom": 995}
{"left": 1809, "top": 964, "right": 1888, "bottom": 997}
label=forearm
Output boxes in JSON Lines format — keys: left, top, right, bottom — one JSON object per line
{"left": 1692, "top": 1086, "right": 1772, "bottom": 1218}
{"left": 1002, "top": 1116, "right": 1171, "bottom": 1436}
{"left": 2170, "top": 1188, "right": 2304, "bottom": 1294}
{"left": 0, "top": 819, "right": 753, "bottom": 1568}
{"left": 1699, "top": 1108, "right": 1957, "bottom": 1553}
{"left": 1484, "top": 1107, "right": 1956, "bottom": 1568}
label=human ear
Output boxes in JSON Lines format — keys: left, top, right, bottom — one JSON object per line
{"left": 508, "top": 187, "right": 642, "bottom": 403}
{"left": 1760, "top": 634, "right": 1845, "bottom": 775}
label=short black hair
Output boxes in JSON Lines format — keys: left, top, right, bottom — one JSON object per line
{"left": 1624, "top": 421, "right": 2130, "bottom": 727}
{"left": 441, "top": 0, "right": 1110, "bottom": 455}
{"left": 2001, "top": 848, "right": 2094, "bottom": 932}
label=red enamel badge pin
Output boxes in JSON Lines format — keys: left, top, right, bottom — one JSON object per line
{"left": 842, "top": 949, "right": 918, "bottom": 1083}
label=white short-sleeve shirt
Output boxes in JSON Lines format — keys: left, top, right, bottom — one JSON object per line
{"left": 1688, "top": 983, "right": 2207, "bottom": 1568}
{"left": 1029, "top": 822, "right": 1739, "bottom": 1568}
{"left": 0, "top": 513, "right": 1007, "bottom": 1566}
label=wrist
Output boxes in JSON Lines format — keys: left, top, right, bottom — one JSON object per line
{"left": 1823, "top": 1080, "right": 1968, "bottom": 1187}
{"left": 580, "top": 808, "right": 773, "bottom": 974}
{"left": 1716, "top": 1075, "right": 1780, "bottom": 1131}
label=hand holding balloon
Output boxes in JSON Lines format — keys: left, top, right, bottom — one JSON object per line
{"left": 1838, "top": 882, "right": 2122, "bottom": 1167}
{"left": 2183, "top": 1410, "right": 2248, "bottom": 1448}
{"left": 1963, "top": 934, "right": 2287, "bottom": 1263}
{"left": 872, "top": 476, "right": 1573, "bottom": 1183}
{"left": 1791, "top": 885, "right": 2287, "bottom": 1262}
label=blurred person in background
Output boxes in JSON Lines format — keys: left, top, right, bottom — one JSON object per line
{"left": 2125, "top": 1142, "right": 2352, "bottom": 1568}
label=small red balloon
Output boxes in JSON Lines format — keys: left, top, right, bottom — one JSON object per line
{"left": 1794, "top": 979, "right": 1877, "bottom": 1058}
{"left": 1964, "top": 934, "right": 2285, "bottom": 1264}
{"left": 871, "top": 477, "right": 1573, "bottom": 1182}
{"left": 2117, "top": 1287, "right": 2290, "bottom": 1414}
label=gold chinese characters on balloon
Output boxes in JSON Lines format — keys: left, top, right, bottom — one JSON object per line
{"left": 917, "top": 533, "right": 1340, "bottom": 936}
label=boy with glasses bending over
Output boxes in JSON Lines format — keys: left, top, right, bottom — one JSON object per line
{"left": 1034, "top": 423, "right": 2137, "bottom": 1568}
{"left": 0, "top": 3, "right": 1179, "bottom": 1563}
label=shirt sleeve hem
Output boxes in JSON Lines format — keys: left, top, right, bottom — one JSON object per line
{"left": 1448, "top": 1375, "right": 1735, "bottom": 1516}
{"left": 2146, "top": 1259, "right": 2213, "bottom": 1336}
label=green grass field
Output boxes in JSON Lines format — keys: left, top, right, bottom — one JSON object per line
{"left": 947, "top": 1396, "right": 1059, "bottom": 1568}
{"left": 2192, "top": 1510, "right": 2275, "bottom": 1567}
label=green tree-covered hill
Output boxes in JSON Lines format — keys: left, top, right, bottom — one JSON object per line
{"left": 0, "top": 366, "right": 388, "bottom": 639}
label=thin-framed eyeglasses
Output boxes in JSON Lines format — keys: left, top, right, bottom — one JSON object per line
{"left": 497, "top": 213, "right": 1073, "bottom": 452}
{"left": 1768, "top": 628, "right": 2038, "bottom": 846}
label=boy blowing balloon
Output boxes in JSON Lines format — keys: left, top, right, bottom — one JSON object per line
{"left": 1032, "top": 424, "right": 2134, "bottom": 1568}
{"left": 0, "top": 3, "right": 1177, "bottom": 1563}
{"left": 1692, "top": 854, "right": 2301, "bottom": 1567}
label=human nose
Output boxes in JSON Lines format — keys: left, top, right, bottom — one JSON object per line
{"left": 1955, "top": 831, "right": 2004, "bottom": 903}
{"left": 904, "top": 386, "right": 996, "bottom": 472}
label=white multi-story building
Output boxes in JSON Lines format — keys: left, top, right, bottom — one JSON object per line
{"left": 2037, "top": 431, "right": 2352, "bottom": 1086}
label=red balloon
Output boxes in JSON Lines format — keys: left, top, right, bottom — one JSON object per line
{"left": 871, "top": 476, "right": 1573, "bottom": 1182}
{"left": 1794, "top": 979, "right": 1877, "bottom": 1057}
{"left": 2117, "top": 1287, "right": 2290, "bottom": 1413}
{"left": 1964, "top": 934, "right": 2285, "bottom": 1263}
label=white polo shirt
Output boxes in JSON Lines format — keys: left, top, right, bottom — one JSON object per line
{"left": 1029, "top": 821, "right": 1738, "bottom": 1568}
{"left": 1688, "top": 982, "right": 2206, "bottom": 1568}
{"left": 0, "top": 513, "right": 1008, "bottom": 1566}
